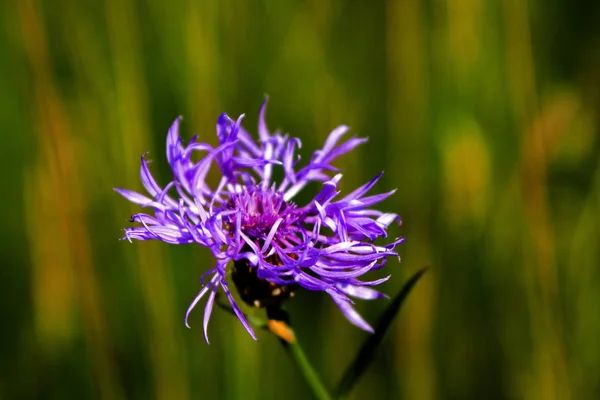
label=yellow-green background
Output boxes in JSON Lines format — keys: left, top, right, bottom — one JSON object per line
{"left": 2, "top": 0, "right": 599, "bottom": 399}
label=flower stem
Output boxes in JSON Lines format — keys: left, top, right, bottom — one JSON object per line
{"left": 217, "top": 298, "right": 332, "bottom": 399}
{"left": 283, "top": 334, "right": 333, "bottom": 400}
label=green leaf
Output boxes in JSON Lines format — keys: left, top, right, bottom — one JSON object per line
{"left": 335, "top": 268, "right": 428, "bottom": 399}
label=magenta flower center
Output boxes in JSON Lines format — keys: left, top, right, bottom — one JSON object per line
{"left": 225, "top": 187, "right": 295, "bottom": 240}
{"left": 224, "top": 187, "right": 299, "bottom": 309}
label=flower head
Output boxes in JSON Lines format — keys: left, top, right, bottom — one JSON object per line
{"left": 115, "top": 98, "right": 403, "bottom": 342}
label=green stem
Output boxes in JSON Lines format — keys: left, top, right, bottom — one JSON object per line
{"left": 216, "top": 297, "right": 332, "bottom": 399}
{"left": 284, "top": 336, "right": 333, "bottom": 400}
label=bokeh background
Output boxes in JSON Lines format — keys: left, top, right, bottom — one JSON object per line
{"left": 2, "top": 0, "right": 600, "bottom": 399}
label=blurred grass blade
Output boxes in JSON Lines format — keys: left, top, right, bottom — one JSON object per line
{"left": 335, "top": 268, "right": 427, "bottom": 399}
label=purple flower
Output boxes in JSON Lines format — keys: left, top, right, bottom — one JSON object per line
{"left": 115, "top": 98, "right": 403, "bottom": 342}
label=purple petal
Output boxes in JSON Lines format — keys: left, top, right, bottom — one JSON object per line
{"left": 344, "top": 190, "right": 397, "bottom": 211}
{"left": 341, "top": 171, "right": 384, "bottom": 202}
{"left": 322, "top": 137, "right": 368, "bottom": 165}
{"left": 336, "top": 284, "right": 388, "bottom": 300}
{"left": 166, "top": 117, "right": 183, "bottom": 165}
{"left": 216, "top": 113, "right": 232, "bottom": 143}
{"left": 330, "top": 293, "right": 374, "bottom": 333}
{"left": 221, "top": 282, "right": 257, "bottom": 341}
{"left": 114, "top": 188, "right": 157, "bottom": 207}
{"left": 262, "top": 218, "right": 283, "bottom": 253}
{"left": 139, "top": 154, "right": 162, "bottom": 197}
{"left": 185, "top": 274, "right": 219, "bottom": 328}
{"left": 318, "top": 125, "right": 349, "bottom": 160}
{"left": 203, "top": 287, "right": 218, "bottom": 344}
{"left": 314, "top": 174, "right": 342, "bottom": 204}
{"left": 258, "top": 96, "right": 269, "bottom": 142}
{"left": 377, "top": 213, "right": 401, "bottom": 227}
{"left": 192, "top": 142, "right": 236, "bottom": 197}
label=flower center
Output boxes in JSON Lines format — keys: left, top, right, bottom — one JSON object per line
{"left": 225, "top": 186, "right": 293, "bottom": 238}
{"left": 225, "top": 186, "right": 299, "bottom": 309}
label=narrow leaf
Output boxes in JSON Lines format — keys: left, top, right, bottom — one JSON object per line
{"left": 336, "top": 268, "right": 427, "bottom": 399}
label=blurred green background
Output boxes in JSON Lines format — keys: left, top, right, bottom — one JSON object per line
{"left": 2, "top": 0, "right": 599, "bottom": 399}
